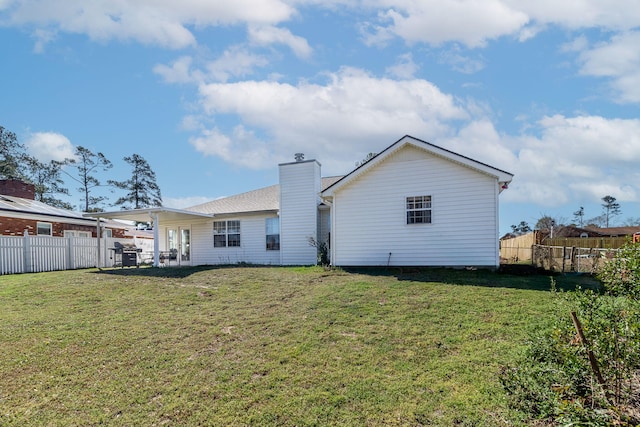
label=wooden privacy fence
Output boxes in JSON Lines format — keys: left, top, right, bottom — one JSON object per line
{"left": 501, "top": 232, "right": 630, "bottom": 266}
{"left": 500, "top": 233, "right": 536, "bottom": 262}
{"left": 0, "top": 235, "right": 151, "bottom": 275}
{"left": 531, "top": 244, "right": 618, "bottom": 274}
{"left": 543, "top": 236, "right": 628, "bottom": 249}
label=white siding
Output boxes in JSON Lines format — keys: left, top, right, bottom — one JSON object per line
{"left": 318, "top": 208, "right": 331, "bottom": 246}
{"left": 159, "top": 214, "right": 281, "bottom": 266}
{"left": 279, "top": 160, "right": 321, "bottom": 265}
{"left": 331, "top": 145, "right": 499, "bottom": 267}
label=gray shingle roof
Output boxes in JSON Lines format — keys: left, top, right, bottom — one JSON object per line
{"left": 187, "top": 176, "right": 343, "bottom": 215}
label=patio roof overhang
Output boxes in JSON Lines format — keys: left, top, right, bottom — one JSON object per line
{"left": 83, "top": 208, "right": 214, "bottom": 268}
{"left": 83, "top": 207, "right": 214, "bottom": 223}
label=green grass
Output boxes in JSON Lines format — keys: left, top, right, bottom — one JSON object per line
{"left": 0, "top": 266, "right": 597, "bottom": 426}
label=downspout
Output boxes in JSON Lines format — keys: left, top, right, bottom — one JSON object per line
{"left": 151, "top": 212, "right": 160, "bottom": 267}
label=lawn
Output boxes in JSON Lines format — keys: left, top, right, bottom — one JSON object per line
{"left": 0, "top": 266, "right": 597, "bottom": 426}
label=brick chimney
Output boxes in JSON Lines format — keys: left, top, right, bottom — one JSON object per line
{"left": 0, "top": 180, "right": 36, "bottom": 200}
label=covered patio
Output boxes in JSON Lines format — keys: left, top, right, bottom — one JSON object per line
{"left": 84, "top": 208, "right": 213, "bottom": 267}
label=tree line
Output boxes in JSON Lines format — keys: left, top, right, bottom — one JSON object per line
{"left": 0, "top": 125, "right": 162, "bottom": 212}
{"left": 510, "top": 195, "right": 637, "bottom": 236}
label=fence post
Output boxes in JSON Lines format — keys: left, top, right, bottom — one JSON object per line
{"left": 23, "top": 230, "right": 32, "bottom": 274}
{"left": 67, "top": 237, "right": 74, "bottom": 270}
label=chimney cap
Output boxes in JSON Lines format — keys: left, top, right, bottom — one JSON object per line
{"left": 294, "top": 153, "right": 305, "bottom": 162}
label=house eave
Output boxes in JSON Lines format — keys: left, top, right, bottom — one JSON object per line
{"left": 321, "top": 135, "right": 514, "bottom": 198}
{"left": 83, "top": 207, "right": 215, "bottom": 223}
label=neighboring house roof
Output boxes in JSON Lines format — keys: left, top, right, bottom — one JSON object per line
{"left": 535, "top": 225, "right": 640, "bottom": 239}
{"left": 322, "top": 135, "right": 514, "bottom": 197}
{"left": 0, "top": 194, "right": 88, "bottom": 221}
{"left": 584, "top": 226, "right": 640, "bottom": 237}
{"left": 0, "top": 194, "right": 131, "bottom": 230}
{"left": 187, "top": 176, "right": 343, "bottom": 216}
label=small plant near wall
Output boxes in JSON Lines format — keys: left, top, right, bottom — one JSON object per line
{"left": 308, "top": 237, "right": 329, "bottom": 267}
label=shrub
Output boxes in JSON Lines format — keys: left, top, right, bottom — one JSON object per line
{"left": 598, "top": 240, "right": 640, "bottom": 301}
{"left": 501, "top": 267, "right": 640, "bottom": 425}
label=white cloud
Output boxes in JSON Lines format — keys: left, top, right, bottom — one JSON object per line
{"left": 206, "top": 46, "right": 270, "bottom": 82}
{"left": 248, "top": 25, "right": 313, "bottom": 59}
{"left": 4, "top": 0, "right": 640, "bottom": 55}
{"left": 362, "top": 0, "right": 529, "bottom": 48}
{"left": 31, "top": 28, "right": 56, "bottom": 53}
{"left": 154, "top": 48, "right": 269, "bottom": 85}
{"left": 503, "top": 114, "right": 640, "bottom": 205}
{"left": 189, "top": 126, "right": 274, "bottom": 169}
{"left": 192, "top": 67, "right": 468, "bottom": 173}
{"left": 511, "top": 0, "right": 640, "bottom": 31}
{"left": 560, "top": 35, "right": 589, "bottom": 53}
{"left": 438, "top": 47, "right": 485, "bottom": 74}
{"left": 153, "top": 56, "right": 202, "bottom": 84}
{"left": 385, "top": 52, "right": 418, "bottom": 79}
{"left": 440, "top": 119, "right": 517, "bottom": 169}
{"left": 577, "top": 31, "right": 640, "bottom": 103}
{"left": 1, "top": 0, "right": 294, "bottom": 49}
{"left": 25, "top": 131, "right": 75, "bottom": 162}
{"left": 162, "top": 195, "right": 213, "bottom": 209}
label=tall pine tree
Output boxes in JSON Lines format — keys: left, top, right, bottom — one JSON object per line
{"left": 109, "top": 154, "right": 162, "bottom": 209}
{"left": 62, "top": 146, "right": 113, "bottom": 212}
{"left": 0, "top": 126, "right": 30, "bottom": 180}
{"left": 24, "top": 157, "right": 73, "bottom": 209}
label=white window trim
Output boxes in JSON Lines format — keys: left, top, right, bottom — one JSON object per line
{"left": 213, "top": 220, "right": 241, "bottom": 248}
{"left": 63, "top": 230, "right": 91, "bottom": 238}
{"left": 406, "top": 195, "right": 432, "bottom": 225}
{"left": 37, "top": 222, "right": 53, "bottom": 236}
{"left": 265, "top": 217, "right": 280, "bottom": 251}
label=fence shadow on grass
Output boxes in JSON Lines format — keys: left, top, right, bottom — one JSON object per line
{"left": 343, "top": 265, "right": 602, "bottom": 292}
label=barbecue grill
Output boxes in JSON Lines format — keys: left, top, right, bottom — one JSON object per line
{"left": 112, "top": 241, "right": 141, "bottom": 267}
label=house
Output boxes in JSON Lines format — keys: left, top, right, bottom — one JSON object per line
{"left": 85, "top": 135, "right": 513, "bottom": 268}
{"left": 0, "top": 179, "right": 127, "bottom": 238}
{"left": 536, "top": 225, "right": 640, "bottom": 240}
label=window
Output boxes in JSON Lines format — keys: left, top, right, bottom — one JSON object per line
{"left": 63, "top": 230, "right": 91, "bottom": 238}
{"left": 214, "top": 220, "right": 241, "bottom": 247}
{"left": 37, "top": 222, "right": 52, "bottom": 236}
{"left": 265, "top": 218, "right": 280, "bottom": 250}
{"left": 103, "top": 229, "right": 113, "bottom": 238}
{"left": 406, "top": 195, "right": 432, "bottom": 224}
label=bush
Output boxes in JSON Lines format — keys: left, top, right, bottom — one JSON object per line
{"left": 599, "top": 240, "right": 640, "bottom": 301}
{"left": 501, "top": 259, "right": 640, "bottom": 426}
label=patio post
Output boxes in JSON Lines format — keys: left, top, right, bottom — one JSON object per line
{"left": 152, "top": 212, "right": 160, "bottom": 267}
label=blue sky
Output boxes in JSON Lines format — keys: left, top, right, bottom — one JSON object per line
{"left": 1, "top": 0, "right": 639, "bottom": 235}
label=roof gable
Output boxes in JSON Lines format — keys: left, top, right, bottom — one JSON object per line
{"left": 321, "top": 135, "right": 513, "bottom": 197}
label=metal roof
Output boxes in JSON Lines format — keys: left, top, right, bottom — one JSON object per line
{"left": 0, "top": 194, "right": 90, "bottom": 222}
